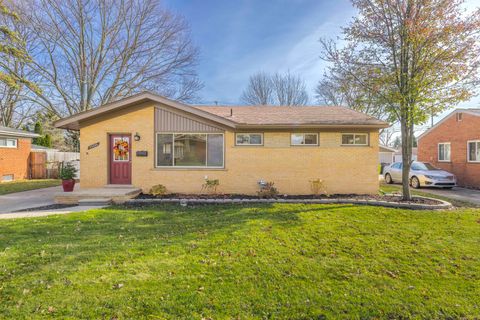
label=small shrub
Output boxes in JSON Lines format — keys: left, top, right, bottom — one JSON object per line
{"left": 202, "top": 179, "right": 219, "bottom": 194}
{"left": 59, "top": 162, "right": 77, "bottom": 180}
{"left": 150, "top": 184, "right": 167, "bottom": 196}
{"left": 257, "top": 181, "right": 278, "bottom": 198}
{"left": 309, "top": 179, "right": 327, "bottom": 195}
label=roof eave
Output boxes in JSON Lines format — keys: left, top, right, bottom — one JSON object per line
{"left": 379, "top": 145, "right": 397, "bottom": 152}
{"left": 235, "top": 123, "right": 390, "bottom": 130}
{"left": 0, "top": 130, "right": 40, "bottom": 138}
{"left": 54, "top": 92, "right": 238, "bottom": 131}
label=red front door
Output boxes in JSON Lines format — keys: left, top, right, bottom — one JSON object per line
{"left": 109, "top": 134, "right": 132, "bottom": 184}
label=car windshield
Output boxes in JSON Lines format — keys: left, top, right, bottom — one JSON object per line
{"left": 411, "top": 162, "right": 439, "bottom": 171}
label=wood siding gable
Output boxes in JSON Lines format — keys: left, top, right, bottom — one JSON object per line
{"left": 155, "top": 107, "right": 224, "bottom": 133}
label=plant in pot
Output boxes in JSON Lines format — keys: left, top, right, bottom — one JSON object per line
{"left": 59, "top": 162, "right": 78, "bottom": 192}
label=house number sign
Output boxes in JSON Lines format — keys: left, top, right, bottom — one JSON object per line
{"left": 88, "top": 142, "right": 100, "bottom": 150}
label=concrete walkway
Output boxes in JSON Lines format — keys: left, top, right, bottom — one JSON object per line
{"left": 0, "top": 205, "right": 107, "bottom": 219}
{"left": 0, "top": 184, "right": 79, "bottom": 213}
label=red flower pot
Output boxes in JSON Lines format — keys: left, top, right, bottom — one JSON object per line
{"left": 62, "top": 179, "right": 76, "bottom": 192}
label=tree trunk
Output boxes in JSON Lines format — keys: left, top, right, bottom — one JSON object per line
{"left": 400, "top": 117, "right": 413, "bottom": 200}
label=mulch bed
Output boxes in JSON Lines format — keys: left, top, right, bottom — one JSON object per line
{"left": 136, "top": 193, "right": 442, "bottom": 205}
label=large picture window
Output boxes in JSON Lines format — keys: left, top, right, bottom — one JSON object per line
{"left": 468, "top": 141, "right": 480, "bottom": 162}
{"left": 438, "top": 142, "right": 451, "bottom": 162}
{"left": 156, "top": 133, "right": 224, "bottom": 168}
{"left": 0, "top": 137, "right": 17, "bottom": 148}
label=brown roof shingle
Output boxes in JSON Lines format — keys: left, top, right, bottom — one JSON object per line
{"left": 54, "top": 92, "right": 389, "bottom": 130}
{"left": 193, "top": 105, "right": 388, "bottom": 127}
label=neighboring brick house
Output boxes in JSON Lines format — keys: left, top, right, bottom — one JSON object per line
{"left": 417, "top": 109, "right": 480, "bottom": 188}
{"left": 0, "top": 126, "right": 39, "bottom": 182}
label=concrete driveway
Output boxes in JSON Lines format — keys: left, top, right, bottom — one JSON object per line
{"left": 380, "top": 174, "right": 480, "bottom": 205}
{"left": 0, "top": 185, "right": 77, "bottom": 213}
{"left": 416, "top": 187, "right": 480, "bottom": 206}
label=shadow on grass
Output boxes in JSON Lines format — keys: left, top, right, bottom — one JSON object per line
{"left": 0, "top": 203, "right": 352, "bottom": 282}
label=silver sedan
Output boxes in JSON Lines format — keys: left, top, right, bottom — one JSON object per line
{"left": 383, "top": 161, "right": 456, "bottom": 189}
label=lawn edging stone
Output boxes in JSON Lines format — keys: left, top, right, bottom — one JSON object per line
{"left": 125, "top": 196, "right": 453, "bottom": 210}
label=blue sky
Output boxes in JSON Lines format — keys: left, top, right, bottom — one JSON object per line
{"left": 165, "top": 0, "right": 480, "bottom": 115}
{"left": 165, "top": 0, "right": 355, "bottom": 105}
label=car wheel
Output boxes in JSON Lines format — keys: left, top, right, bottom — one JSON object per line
{"left": 384, "top": 173, "right": 393, "bottom": 184}
{"left": 411, "top": 176, "right": 420, "bottom": 189}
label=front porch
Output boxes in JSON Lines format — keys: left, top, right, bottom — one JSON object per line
{"left": 54, "top": 185, "right": 141, "bottom": 205}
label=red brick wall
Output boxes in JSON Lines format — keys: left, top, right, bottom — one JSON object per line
{"left": 0, "top": 137, "right": 32, "bottom": 181}
{"left": 418, "top": 112, "right": 480, "bottom": 188}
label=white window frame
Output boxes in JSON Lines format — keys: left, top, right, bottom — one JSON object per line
{"left": 0, "top": 137, "right": 18, "bottom": 149}
{"left": 467, "top": 140, "right": 480, "bottom": 163}
{"left": 290, "top": 133, "right": 319, "bottom": 146}
{"left": 1, "top": 174, "right": 14, "bottom": 182}
{"left": 438, "top": 142, "right": 451, "bottom": 162}
{"left": 235, "top": 133, "right": 263, "bottom": 146}
{"left": 341, "top": 133, "right": 369, "bottom": 146}
{"left": 155, "top": 132, "right": 225, "bottom": 169}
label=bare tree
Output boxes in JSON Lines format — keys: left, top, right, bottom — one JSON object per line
{"left": 12, "top": 0, "right": 202, "bottom": 116}
{"left": 379, "top": 128, "right": 395, "bottom": 147}
{"left": 272, "top": 72, "right": 309, "bottom": 106}
{"left": 0, "top": 76, "right": 38, "bottom": 128}
{"left": 240, "top": 72, "right": 273, "bottom": 105}
{"left": 316, "top": 69, "right": 393, "bottom": 122}
{"left": 0, "top": 1, "right": 40, "bottom": 127}
{"left": 241, "top": 71, "right": 309, "bottom": 106}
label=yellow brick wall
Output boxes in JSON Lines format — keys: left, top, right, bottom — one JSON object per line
{"left": 79, "top": 103, "right": 380, "bottom": 194}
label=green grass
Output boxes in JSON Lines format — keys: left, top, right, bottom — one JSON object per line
{"left": 1, "top": 204, "right": 480, "bottom": 319}
{"left": 0, "top": 179, "right": 61, "bottom": 195}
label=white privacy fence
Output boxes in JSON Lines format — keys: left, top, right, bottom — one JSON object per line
{"left": 45, "top": 151, "right": 80, "bottom": 179}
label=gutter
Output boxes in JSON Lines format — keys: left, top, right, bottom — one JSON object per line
{"left": 234, "top": 123, "right": 390, "bottom": 130}
{"left": 0, "top": 130, "right": 40, "bottom": 138}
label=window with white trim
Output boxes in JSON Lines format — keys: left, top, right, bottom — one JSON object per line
{"left": 235, "top": 133, "right": 263, "bottom": 146}
{"left": 291, "top": 133, "right": 318, "bottom": 146}
{"left": 341, "top": 133, "right": 368, "bottom": 145}
{"left": 438, "top": 142, "right": 451, "bottom": 161}
{"left": 156, "top": 133, "right": 224, "bottom": 168}
{"left": 0, "top": 137, "right": 17, "bottom": 148}
{"left": 2, "top": 174, "right": 14, "bottom": 182}
{"left": 468, "top": 141, "right": 480, "bottom": 162}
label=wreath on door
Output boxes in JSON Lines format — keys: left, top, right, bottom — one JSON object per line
{"left": 113, "top": 138, "right": 129, "bottom": 161}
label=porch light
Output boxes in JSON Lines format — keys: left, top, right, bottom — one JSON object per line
{"left": 134, "top": 132, "right": 141, "bottom": 141}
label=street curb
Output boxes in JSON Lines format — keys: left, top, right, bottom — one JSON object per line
{"left": 125, "top": 196, "right": 453, "bottom": 210}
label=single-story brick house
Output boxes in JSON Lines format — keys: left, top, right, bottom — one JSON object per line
{"left": 418, "top": 108, "right": 480, "bottom": 188}
{"left": 0, "top": 126, "right": 39, "bottom": 182}
{"left": 54, "top": 92, "right": 389, "bottom": 195}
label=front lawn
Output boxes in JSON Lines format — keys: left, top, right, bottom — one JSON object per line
{"left": 1, "top": 204, "right": 479, "bottom": 318}
{"left": 0, "top": 179, "right": 61, "bottom": 195}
